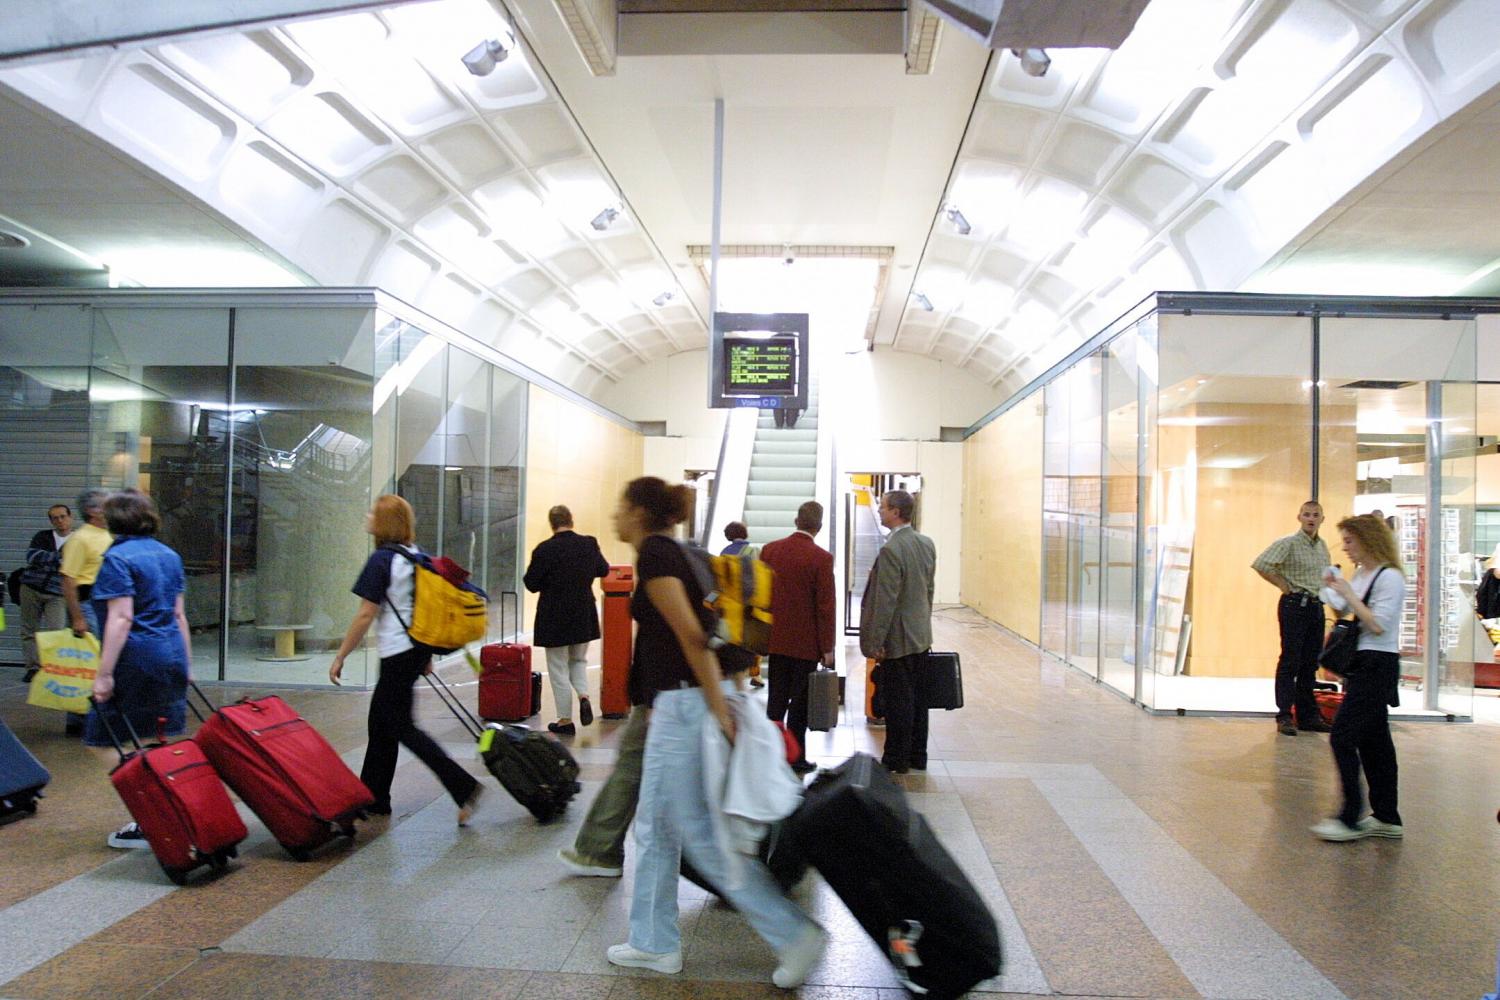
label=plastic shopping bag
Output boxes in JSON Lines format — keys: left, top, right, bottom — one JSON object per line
{"left": 28, "top": 629, "right": 100, "bottom": 713}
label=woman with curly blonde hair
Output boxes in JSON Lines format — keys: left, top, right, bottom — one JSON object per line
{"left": 1313, "top": 514, "right": 1406, "bottom": 842}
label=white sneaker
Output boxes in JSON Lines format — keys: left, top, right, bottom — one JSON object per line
{"left": 1311, "top": 817, "right": 1370, "bottom": 842}
{"left": 558, "top": 848, "right": 623, "bottom": 878}
{"left": 606, "top": 942, "right": 682, "bottom": 974}
{"left": 107, "top": 822, "right": 151, "bottom": 849}
{"left": 1356, "top": 816, "right": 1404, "bottom": 839}
{"left": 772, "top": 922, "right": 827, "bottom": 989}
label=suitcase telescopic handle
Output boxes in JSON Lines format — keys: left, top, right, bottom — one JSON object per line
{"left": 422, "top": 670, "right": 484, "bottom": 741}
{"left": 501, "top": 590, "right": 519, "bottom": 640}
{"left": 89, "top": 696, "right": 145, "bottom": 764}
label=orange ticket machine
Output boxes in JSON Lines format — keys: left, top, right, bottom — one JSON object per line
{"left": 600, "top": 565, "right": 635, "bottom": 719}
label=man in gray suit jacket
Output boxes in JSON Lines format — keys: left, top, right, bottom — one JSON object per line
{"left": 859, "top": 489, "right": 936, "bottom": 774}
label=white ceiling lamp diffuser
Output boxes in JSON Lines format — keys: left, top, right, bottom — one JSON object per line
{"left": 1055, "top": 209, "right": 1149, "bottom": 288}
{"left": 474, "top": 180, "right": 568, "bottom": 257}
{"left": 958, "top": 279, "right": 1016, "bottom": 323}
{"left": 1004, "top": 177, "right": 1088, "bottom": 254}
{"left": 532, "top": 297, "right": 594, "bottom": 345}
{"left": 946, "top": 162, "right": 1024, "bottom": 235}
{"left": 1000, "top": 300, "right": 1059, "bottom": 353}
{"left": 574, "top": 276, "right": 635, "bottom": 322}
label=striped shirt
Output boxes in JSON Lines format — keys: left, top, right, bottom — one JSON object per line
{"left": 1252, "top": 531, "right": 1330, "bottom": 597}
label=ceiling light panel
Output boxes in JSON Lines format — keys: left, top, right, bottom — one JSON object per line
{"left": 906, "top": 0, "right": 1493, "bottom": 391}
{"left": 152, "top": 31, "right": 309, "bottom": 123}
{"left": 261, "top": 92, "right": 391, "bottom": 176}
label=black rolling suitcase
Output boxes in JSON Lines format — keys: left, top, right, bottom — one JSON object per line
{"left": 785, "top": 753, "right": 1001, "bottom": 999}
{"left": 0, "top": 715, "right": 50, "bottom": 819}
{"left": 425, "top": 672, "right": 580, "bottom": 823}
{"left": 681, "top": 819, "right": 808, "bottom": 897}
{"left": 924, "top": 651, "right": 964, "bottom": 710}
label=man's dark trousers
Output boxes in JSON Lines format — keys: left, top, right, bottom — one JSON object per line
{"left": 1275, "top": 592, "right": 1325, "bottom": 724}
{"left": 766, "top": 654, "right": 816, "bottom": 762}
{"left": 878, "top": 651, "right": 929, "bottom": 770}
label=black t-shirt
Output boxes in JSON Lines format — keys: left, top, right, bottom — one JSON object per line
{"left": 630, "top": 535, "right": 716, "bottom": 706}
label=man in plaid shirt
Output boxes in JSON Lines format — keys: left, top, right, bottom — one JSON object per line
{"left": 1252, "top": 501, "right": 1334, "bottom": 737}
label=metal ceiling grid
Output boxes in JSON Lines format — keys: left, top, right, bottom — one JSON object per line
{"left": 900, "top": 0, "right": 1500, "bottom": 396}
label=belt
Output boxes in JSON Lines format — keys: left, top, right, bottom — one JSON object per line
{"left": 1282, "top": 591, "right": 1321, "bottom": 606}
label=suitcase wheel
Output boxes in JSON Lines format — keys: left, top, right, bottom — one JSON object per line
{"left": 208, "top": 852, "right": 232, "bottom": 873}
{"left": 162, "top": 864, "right": 190, "bottom": 886}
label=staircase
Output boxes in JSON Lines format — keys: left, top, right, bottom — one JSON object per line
{"left": 742, "top": 380, "right": 819, "bottom": 548}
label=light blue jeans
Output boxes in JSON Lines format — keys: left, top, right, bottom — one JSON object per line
{"left": 629, "top": 684, "right": 814, "bottom": 957}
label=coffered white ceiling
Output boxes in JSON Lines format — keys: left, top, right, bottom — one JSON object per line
{"left": 1, "top": 0, "right": 1499, "bottom": 407}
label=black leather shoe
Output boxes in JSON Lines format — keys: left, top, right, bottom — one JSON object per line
{"left": 910, "top": 760, "right": 928, "bottom": 771}
{"left": 1277, "top": 718, "right": 1297, "bottom": 736}
{"left": 548, "top": 721, "right": 576, "bottom": 736}
{"left": 1299, "top": 719, "right": 1333, "bottom": 733}
{"left": 578, "top": 698, "right": 594, "bottom": 727}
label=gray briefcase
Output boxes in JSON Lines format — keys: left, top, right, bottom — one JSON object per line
{"left": 807, "top": 668, "right": 840, "bottom": 731}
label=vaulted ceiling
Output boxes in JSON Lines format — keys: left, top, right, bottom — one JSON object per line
{"left": 1, "top": 0, "right": 1498, "bottom": 406}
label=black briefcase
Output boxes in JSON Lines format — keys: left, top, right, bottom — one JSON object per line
{"left": 784, "top": 754, "right": 1001, "bottom": 998}
{"left": 924, "top": 651, "right": 964, "bottom": 710}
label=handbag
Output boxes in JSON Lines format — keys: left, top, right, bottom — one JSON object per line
{"left": 1317, "top": 568, "right": 1385, "bottom": 676}
{"left": 28, "top": 629, "right": 101, "bottom": 713}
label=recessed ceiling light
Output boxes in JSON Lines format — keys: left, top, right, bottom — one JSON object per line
{"left": 0, "top": 231, "right": 29, "bottom": 250}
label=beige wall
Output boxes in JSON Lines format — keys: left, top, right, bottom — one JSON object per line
{"left": 961, "top": 396, "right": 1043, "bottom": 644}
{"left": 522, "top": 383, "right": 644, "bottom": 627}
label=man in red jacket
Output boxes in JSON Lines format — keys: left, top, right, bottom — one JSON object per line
{"left": 759, "top": 501, "right": 835, "bottom": 773}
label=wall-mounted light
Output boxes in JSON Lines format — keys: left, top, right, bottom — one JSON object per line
{"left": 1010, "top": 47, "right": 1050, "bottom": 78}
{"left": 462, "top": 31, "right": 515, "bottom": 77}
{"left": 912, "top": 292, "right": 934, "bottom": 312}
{"left": 589, "top": 206, "right": 620, "bottom": 231}
{"left": 944, "top": 205, "right": 972, "bottom": 236}
{"left": 652, "top": 290, "right": 674, "bottom": 307}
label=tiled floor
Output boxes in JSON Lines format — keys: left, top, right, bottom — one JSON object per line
{"left": 2, "top": 606, "right": 1498, "bottom": 999}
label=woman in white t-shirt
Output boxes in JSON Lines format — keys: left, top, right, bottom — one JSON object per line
{"left": 1312, "top": 514, "right": 1406, "bottom": 843}
{"left": 329, "top": 494, "right": 481, "bottom": 825}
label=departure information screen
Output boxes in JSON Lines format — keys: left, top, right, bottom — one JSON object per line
{"left": 723, "top": 336, "right": 797, "bottom": 395}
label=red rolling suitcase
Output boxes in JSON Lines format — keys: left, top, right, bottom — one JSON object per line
{"left": 97, "top": 699, "right": 247, "bottom": 885}
{"left": 196, "top": 688, "right": 374, "bottom": 861}
{"left": 480, "top": 591, "right": 535, "bottom": 722}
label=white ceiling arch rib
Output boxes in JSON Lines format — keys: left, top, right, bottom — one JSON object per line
{"left": 900, "top": 0, "right": 1500, "bottom": 396}
{"left": 0, "top": 0, "right": 704, "bottom": 399}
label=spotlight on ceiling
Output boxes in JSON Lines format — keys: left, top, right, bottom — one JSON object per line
{"left": 1010, "top": 47, "right": 1051, "bottom": 77}
{"left": 0, "top": 230, "right": 29, "bottom": 250}
{"left": 590, "top": 206, "right": 620, "bottom": 232}
{"left": 462, "top": 32, "right": 514, "bottom": 77}
{"left": 944, "top": 205, "right": 972, "bottom": 236}
{"left": 913, "top": 292, "right": 934, "bottom": 312}
{"left": 651, "top": 290, "right": 674, "bottom": 307}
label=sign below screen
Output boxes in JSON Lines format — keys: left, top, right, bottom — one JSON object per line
{"left": 709, "top": 312, "right": 809, "bottom": 410}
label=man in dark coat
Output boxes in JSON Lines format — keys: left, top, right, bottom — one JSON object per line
{"left": 524, "top": 505, "right": 610, "bottom": 735}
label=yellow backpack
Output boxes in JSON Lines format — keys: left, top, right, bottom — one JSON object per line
{"left": 386, "top": 548, "right": 488, "bottom": 653}
{"left": 682, "top": 542, "right": 774, "bottom": 655}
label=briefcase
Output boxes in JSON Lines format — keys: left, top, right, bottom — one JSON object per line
{"left": 924, "top": 651, "right": 964, "bottom": 710}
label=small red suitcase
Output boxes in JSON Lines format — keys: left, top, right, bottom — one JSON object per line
{"left": 98, "top": 702, "right": 247, "bottom": 885}
{"left": 480, "top": 591, "right": 535, "bottom": 722}
{"left": 196, "top": 690, "right": 374, "bottom": 860}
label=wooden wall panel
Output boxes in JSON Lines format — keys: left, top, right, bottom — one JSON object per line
{"left": 962, "top": 397, "right": 1043, "bottom": 644}
{"left": 523, "top": 384, "right": 644, "bottom": 628}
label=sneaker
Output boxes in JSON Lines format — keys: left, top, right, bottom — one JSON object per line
{"left": 1277, "top": 718, "right": 1297, "bottom": 736}
{"left": 558, "top": 847, "right": 623, "bottom": 877}
{"left": 1311, "top": 817, "right": 1369, "bottom": 842}
{"left": 457, "top": 785, "right": 484, "bottom": 827}
{"left": 1356, "top": 816, "right": 1404, "bottom": 839}
{"left": 547, "top": 721, "right": 576, "bottom": 736}
{"left": 107, "top": 823, "right": 150, "bottom": 849}
{"left": 772, "top": 923, "right": 827, "bottom": 988}
{"left": 578, "top": 698, "right": 594, "bottom": 727}
{"left": 607, "top": 942, "right": 682, "bottom": 974}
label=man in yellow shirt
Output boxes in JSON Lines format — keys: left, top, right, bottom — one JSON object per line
{"left": 62, "top": 489, "right": 113, "bottom": 638}
{"left": 60, "top": 489, "right": 112, "bottom": 737}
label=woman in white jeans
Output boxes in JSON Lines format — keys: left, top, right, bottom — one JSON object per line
{"left": 605, "top": 476, "right": 826, "bottom": 988}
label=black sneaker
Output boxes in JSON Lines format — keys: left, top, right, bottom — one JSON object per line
{"left": 578, "top": 698, "right": 594, "bottom": 727}
{"left": 108, "top": 823, "right": 150, "bottom": 849}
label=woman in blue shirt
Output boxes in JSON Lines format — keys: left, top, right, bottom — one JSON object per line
{"left": 87, "top": 488, "right": 192, "bottom": 849}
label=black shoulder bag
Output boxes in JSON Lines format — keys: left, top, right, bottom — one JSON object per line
{"left": 1317, "top": 567, "right": 1386, "bottom": 676}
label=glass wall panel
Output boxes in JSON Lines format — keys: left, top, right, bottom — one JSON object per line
{"left": 225, "top": 307, "right": 376, "bottom": 687}
{"left": 1149, "top": 315, "right": 1313, "bottom": 711}
{"left": 1040, "top": 380, "right": 1069, "bottom": 659}
{"left": 0, "top": 306, "right": 95, "bottom": 666}
{"left": 1101, "top": 330, "right": 1140, "bottom": 698}
{"left": 442, "top": 350, "right": 491, "bottom": 573}
{"left": 1065, "top": 354, "right": 1103, "bottom": 679}
{"left": 1135, "top": 314, "right": 1159, "bottom": 709}
{"left": 485, "top": 368, "right": 527, "bottom": 635}
{"left": 90, "top": 307, "right": 232, "bottom": 676}
{"left": 1320, "top": 317, "right": 1476, "bottom": 718}
{"left": 397, "top": 340, "right": 449, "bottom": 555}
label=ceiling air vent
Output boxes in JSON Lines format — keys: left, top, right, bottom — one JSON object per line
{"left": 1339, "top": 380, "right": 1415, "bottom": 390}
{"left": 0, "top": 231, "right": 29, "bottom": 249}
